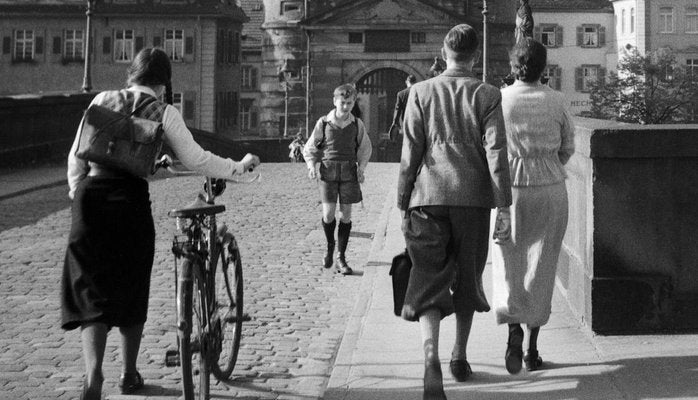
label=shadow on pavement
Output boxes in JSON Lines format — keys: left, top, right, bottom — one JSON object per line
{"left": 0, "top": 185, "right": 71, "bottom": 233}
{"left": 323, "top": 355, "right": 698, "bottom": 400}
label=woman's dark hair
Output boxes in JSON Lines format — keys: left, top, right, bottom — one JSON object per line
{"left": 126, "top": 48, "right": 173, "bottom": 104}
{"left": 509, "top": 38, "right": 547, "bottom": 83}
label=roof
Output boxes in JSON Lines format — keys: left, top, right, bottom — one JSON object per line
{"left": 239, "top": 0, "right": 264, "bottom": 48}
{"left": 0, "top": 0, "right": 248, "bottom": 20}
{"left": 529, "top": 0, "right": 613, "bottom": 12}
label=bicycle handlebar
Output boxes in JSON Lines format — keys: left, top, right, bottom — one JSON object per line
{"left": 155, "top": 155, "right": 261, "bottom": 184}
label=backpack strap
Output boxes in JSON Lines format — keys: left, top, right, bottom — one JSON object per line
{"left": 315, "top": 117, "right": 361, "bottom": 153}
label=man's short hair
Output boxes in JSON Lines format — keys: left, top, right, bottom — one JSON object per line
{"left": 333, "top": 84, "right": 357, "bottom": 100}
{"left": 406, "top": 75, "right": 417, "bottom": 84}
{"left": 443, "top": 24, "right": 479, "bottom": 62}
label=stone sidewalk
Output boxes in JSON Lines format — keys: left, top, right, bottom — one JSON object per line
{"left": 1, "top": 163, "right": 698, "bottom": 400}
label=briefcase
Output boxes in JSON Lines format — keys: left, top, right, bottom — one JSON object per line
{"left": 389, "top": 248, "right": 412, "bottom": 317}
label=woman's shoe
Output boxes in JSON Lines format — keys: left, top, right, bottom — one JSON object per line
{"left": 505, "top": 325, "right": 524, "bottom": 374}
{"left": 423, "top": 362, "right": 447, "bottom": 400}
{"left": 80, "top": 379, "right": 102, "bottom": 400}
{"left": 119, "top": 371, "right": 144, "bottom": 394}
{"left": 524, "top": 350, "right": 543, "bottom": 371}
{"left": 449, "top": 359, "right": 472, "bottom": 382}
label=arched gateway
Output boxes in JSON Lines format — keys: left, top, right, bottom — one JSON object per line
{"left": 355, "top": 68, "right": 409, "bottom": 149}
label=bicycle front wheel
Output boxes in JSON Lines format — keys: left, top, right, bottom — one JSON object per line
{"left": 178, "top": 258, "right": 211, "bottom": 400}
{"left": 210, "top": 240, "right": 244, "bottom": 380}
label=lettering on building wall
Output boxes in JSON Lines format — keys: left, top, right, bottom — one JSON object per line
{"left": 570, "top": 100, "right": 591, "bottom": 107}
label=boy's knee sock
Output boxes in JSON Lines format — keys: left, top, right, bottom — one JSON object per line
{"left": 337, "top": 220, "right": 352, "bottom": 258}
{"left": 322, "top": 218, "right": 336, "bottom": 245}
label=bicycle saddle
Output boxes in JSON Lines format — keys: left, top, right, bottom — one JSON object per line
{"left": 168, "top": 193, "right": 226, "bottom": 218}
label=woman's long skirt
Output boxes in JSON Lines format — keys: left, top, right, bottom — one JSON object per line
{"left": 492, "top": 182, "right": 568, "bottom": 327}
{"left": 61, "top": 176, "right": 155, "bottom": 331}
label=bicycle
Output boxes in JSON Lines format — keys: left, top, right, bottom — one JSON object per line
{"left": 159, "top": 156, "right": 259, "bottom": 400}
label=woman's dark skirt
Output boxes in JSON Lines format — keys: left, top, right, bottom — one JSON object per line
{"left": 61, "top": 176, "right": 155, "bottom": 331}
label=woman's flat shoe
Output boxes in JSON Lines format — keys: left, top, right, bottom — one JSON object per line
{"left": 524, "top": 350, "right": 543, "bottom": 371}
{"left": 449, "top": 359, "right": 472, "bottom": 382}
{"left": 423, "top": 362, "right": 447, "bottom": 400}
{"left": 119, "top": 371, "right": 144, "bottom": 394}
{"left": 80, "top": 379, "right": 102, "bottom": 400}
{"left": 505, "top": 326, "right": 524, "bottom": 374}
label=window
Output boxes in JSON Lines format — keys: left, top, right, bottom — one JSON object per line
{"left": 365, "top": 30, "right": 409, "bottom": 53}
{"left": 411, "top": 32, "right": 426, "bottom": 44}
{"left": 687, "top": 8, "right": 698, "bottom": 33}
{"left": 348, "top": 32, "right": 363, "bottom": 43}
{"left": 630, "top": 8, "right": 635, "bottom": 33}
{"left": 14, "top": 30, "right": 34, "bottom": 61}
{"left": 165, "top": 29, "right": 184, "bottom": 61}
{"left": 621, "top": 9, "right": 626, "bottom": 34}
{"left": 172, "top": 92, "right": 183, "bottom": 115}
{"left": 281, "top": 1, "right": 301, "bottom": 14}
{"left": 576, "top": 65, "right": 603, "bottom": 91}
{"left": 240, "top": 99, "right": 257, "bottom": 132}
{"left": 688, "top": 59, "right": 698, "bottom": 82}
{"left": 583, "top": 26, "right": 598, "bottom": 46}
{"left": 543, "top": 65, "right": 561, "bottom": 90}
{"left": 541, "top": 25, "right": 558, "bottom": 47}
{"left": 216, "top": 91, "right": 238, "bottom": 129}
{"left": 241, "top": 66, "right": 257, "bottom": 90}
{"left": 577, "top": 25, "right": 604, "bottom": 48}
{"left": 659, "top": 7, "right": 674, "bottom": 33}
{"left": 64, "top": 29, "right": 84, "bottom": 60}
{"left": 114, "top": 29, "right": 134, "bottom": 62}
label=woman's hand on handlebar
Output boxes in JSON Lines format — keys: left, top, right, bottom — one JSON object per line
{"left": 240, "top": 153, "right": 260, "bottom": 173}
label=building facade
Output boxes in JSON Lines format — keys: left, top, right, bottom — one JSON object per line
{"left": 530, "top": 0, "right": 615, "bottom": 116}
{"left": 257, "top": 0, "right": 519, "bottom": 148}
{"left": 0, "top": 0, "right": 247, "bottom": 137}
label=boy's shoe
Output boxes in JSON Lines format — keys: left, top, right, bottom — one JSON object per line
{"left": 336, "top": 254, "right": 353, "bottom": 275}
{"left": 119, "top": 371, "right": 144, "bottom": 394}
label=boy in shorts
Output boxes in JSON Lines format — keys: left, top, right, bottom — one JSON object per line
{"left": 303, "top": 84, "right": 372, "bottom": 275}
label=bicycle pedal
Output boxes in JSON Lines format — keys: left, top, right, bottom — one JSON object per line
{"left": 165, "top": 349, "right": 180, "bottom": 367}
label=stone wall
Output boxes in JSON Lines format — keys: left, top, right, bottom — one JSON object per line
{"left": 560, "top": 118, "right": 698, "bottom": 334}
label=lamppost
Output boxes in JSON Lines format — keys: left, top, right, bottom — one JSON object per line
{"left": 482, "top": 0, "right": 489, "bottom": 83}
{"left": 429, "top": 56, "right": 443, "bottom": 77}
{"left": 81, "top": 0, "right": 95, "bottom": 92}
{"left": 278, "top": 59, "right": 296, "bottom": 137}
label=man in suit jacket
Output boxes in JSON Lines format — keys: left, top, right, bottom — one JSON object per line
{"left": 389, "top": 75, "right": 416, "bottom": 140}
{"left": 397, "top": 24, "right": 512, "bottom": 399}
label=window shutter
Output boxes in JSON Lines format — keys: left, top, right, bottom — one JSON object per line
{"left": 575, "top": 67, "right": 583, "bottom": 91}
{"left": 232, "top": 91, "right": 238, "bottom": 125}
{"left": 533, "top": 26, "right": 542, "bottom": 42}
{"left": 103, "top": 36, "right": 111, "bottom": 54}
{"left": 53, "top": 36, "right": 61, "bottom": 54}
{"left": 598, "top": 67, "right": 606, "bottom": 85}
{"left": 555, "top": 67, "right": 562, "bottom": 90}
{"left": 216, "top": 30, "right": 223, "bottom": 64}
{"left": 35, "top": 36, "right": 43, "bottom": 54}
{"left": 183, "top": 91, "right": 195, "bottom": 122}
{"left": 185, "top": 36, "right": 194, "bottom": 54}
{"left": 251, "top": 110, "right": 258, "bottom": 128}
{"left": 135, "top": 36, "right": 144, "bottom": 53}
{"left": 576, "top": 26, "right": 583, "bottom": 46}
{"left": 599, "top": 26, "right": 606, "bottom": 46}
{"left": 2, "top": 37, "right": 10, "bottom": 54}
{"left": 153, "top": 36, "right": 161, "bottom": 47}
{"left": 251, "top": 67, "right": 258, "bottom": 88}
{"left": 555, "top": 26, "right": 563, "bottom": 48}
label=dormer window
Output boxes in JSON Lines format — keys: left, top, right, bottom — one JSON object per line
{"left": 281, "top": 1, "right": 301, "bottom": 15}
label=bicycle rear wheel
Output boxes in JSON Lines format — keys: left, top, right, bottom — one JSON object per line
{"left": 210, "top": 239, "right": 244, "bottom": 380}
{"left": 178, "top": 258, "right": 211, "bottom": 400}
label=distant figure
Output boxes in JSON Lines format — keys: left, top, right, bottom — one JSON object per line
{"left": 351, "top": 98, "right": 363, "bottom": 120}
{"left": 288, "top": 132, "right": 305, "bottom": 163}
{"left": 515, "top": 0, "right": 534, "bottom": 44}
{"left": 389, "top": 74, "right": 417, "bottom": 141}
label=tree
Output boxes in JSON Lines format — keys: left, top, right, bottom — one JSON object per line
{"left": 589, "top": 48, "right": 698, "bottom": 124}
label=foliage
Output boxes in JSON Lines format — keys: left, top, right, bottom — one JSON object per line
{"left": 589, "top": 48, "right": 698, "bottom": 124}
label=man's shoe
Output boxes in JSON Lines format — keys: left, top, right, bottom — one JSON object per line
{"left": 449, "top": 359, "right": 472, "bottom": 382}
{"left": 119, "top": 371, "right": 144, "bottom": 394}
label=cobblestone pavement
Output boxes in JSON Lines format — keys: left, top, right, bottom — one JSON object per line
{"left": 0, "top": 163, "right": 399, "bottom": 400}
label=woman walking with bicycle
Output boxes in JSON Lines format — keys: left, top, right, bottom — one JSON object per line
{"left": 61, "top": 47, "right": 259, "bottom": 400}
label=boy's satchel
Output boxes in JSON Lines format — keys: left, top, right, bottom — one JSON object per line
{"left": 389, "top": 248, "right": 412, "bottom": 317}
{"left": 75, "top": 97, "right": 164, "bottom": 177}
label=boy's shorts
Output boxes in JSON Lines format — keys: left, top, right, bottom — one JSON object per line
{"left": 319, "top": 180, "right": 362, "bottom": 204}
